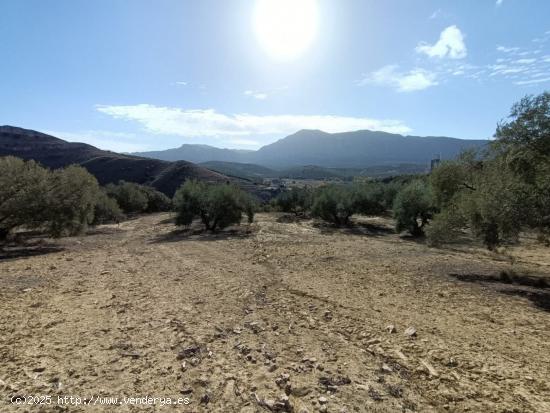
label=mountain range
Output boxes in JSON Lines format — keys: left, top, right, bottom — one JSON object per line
{"left": 0, "top": 126, "right": 268, "bottom": 198}
{"left": 133, "top": 129, "right": 489, "bottom": 168}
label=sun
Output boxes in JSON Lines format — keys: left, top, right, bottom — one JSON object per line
{"left": 253, "top": 0, "right": 319, "bottom": 61}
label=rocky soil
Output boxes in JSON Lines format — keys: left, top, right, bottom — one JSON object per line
{"left": 1, "top": 213, "right": 549, "bottom": 412}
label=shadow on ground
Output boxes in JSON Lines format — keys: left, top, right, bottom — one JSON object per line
{"left": 450, "top": 271, "right": 550, "bottom": 312}
{"left": 149, "top": 226, "right": 256, "bottom": 244}
{"left": 312, "top": 221, "right": 395, "bottom": 237}
{"left": 0, "top": 241, "right": 64, "bottom": 261}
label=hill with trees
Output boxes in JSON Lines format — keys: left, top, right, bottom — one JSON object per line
{"left": 0, "top": 126, "right": 266, "bottom": 197}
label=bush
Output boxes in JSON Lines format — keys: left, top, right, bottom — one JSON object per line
{"left": 105, "top": 181, "right": 172, "bottom": 214}
{"left": 425, "top": 207, "right": 464, "bottom": 246}
{"left": 44, "top": 165, "right": 101, "bottom": 237}
{"left": 0, "top": 156, "right": 50, "bottom": 239}
{"left": 0, "top": 157, "right": 101, "bottom": 238}
{"left": 274, "top": 187, "right": 312, "bottom": 216}
{"left": 140, "top": 186, "right": 172, "bottom": 212}
{"left": 173, "top": 180, "right": 256, "bottom": 231}
{"left": 393, "top": 180, "right": 435, "bottom": 236}
{"left": 352, "top": 183, "right": 387, "bottom": 216}
{"left": 93, "top": 190, "right": 124, "bottom": 225}
{"left": 105, "top": 181, "right": 148, "bottom": 213}
{"left": 310, "top": 185, "right": 356, "bottom": 226}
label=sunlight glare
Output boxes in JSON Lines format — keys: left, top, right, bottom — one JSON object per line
{"left": 253, "top": 0, "right": 319, "bottom": 61}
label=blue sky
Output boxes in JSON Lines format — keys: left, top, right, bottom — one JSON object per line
{"left": 1, "top": 0, "right": 550, "bottom": 152}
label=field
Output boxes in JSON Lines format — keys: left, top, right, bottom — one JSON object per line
{"left": 1, "top": 213, "right": 549, "bottom": 412}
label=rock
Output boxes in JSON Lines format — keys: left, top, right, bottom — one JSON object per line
{"left": 366, "top": 338, "right": 380, "bottom": 345}
{"left": 177, "top": 346, "right": 200, "bottom": 360}
{"left": 404, "top": 327, "right": 417, "bottom": 337}
{"left": 420, "top": 359, "right": 439, "bottom": 377}
{"left": 200, "top": 393, "right": 210, "bottom": 404}
{"left": 386, "top": 324, "right": 396, "bottom": 334}
{"left": 324, "top": 311, "right": 333, "bottom": 321}
{"left": 381, "top": 363, "right": 393, "bottom": 373}
{"left": 319, "top": 396, "right": 328, "bottom": 404}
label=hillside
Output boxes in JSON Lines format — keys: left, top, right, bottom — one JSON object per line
{"left": 199, "top": 161, "right": 277, "bottom": 182}
{"left": 134, "top": 129, "right": 488, "bottom": 168}
{"left": 0, "top": 126, "right": 260, "bottom": 197}
{"left": 253, "top": 129, "right": 488, "bottom": 168}
{"left": 134, "top": 144, "right": 253, "bottom": 163}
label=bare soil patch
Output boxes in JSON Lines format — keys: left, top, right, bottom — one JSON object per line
{"left": 1, "top": 213, "right": 549, "bottom": 412}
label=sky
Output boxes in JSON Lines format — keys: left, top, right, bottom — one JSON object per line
{"left": 1, "top": 0, "right": 550, "bottom": 152}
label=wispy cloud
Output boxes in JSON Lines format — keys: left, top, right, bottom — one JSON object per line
{"left": 489, "top": 38, "right": 550, "bottom": 85}
{"left": 416, "top": 25, "right": 467, "bottom": 59}
{"left": 244, "top": 90, "right": 268, "bottom": 100}
{"left": 96, "top": 104, "right": 412, "bottom": 137}
{"left": 429, "top": 9, "right": 440, "bottom": 19}
{"left": 45, "top": 130, "right": 151, "bottom": 153}
{"left": 359, "top": 65, "right": 438, "bottom": 92}
{"left": 174, "top": 81, "right": 187, "bottom": 86}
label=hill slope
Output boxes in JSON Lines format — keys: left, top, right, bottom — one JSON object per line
{"left": 133, "top": 129, "right": 488, "bottom": 168}
{"left": 0, "top": 126, "right": 246, "bottom": 196}
{"left": 253, "top": 129, "right": 489, "bottom": 168}
{"left": 134, "top": 144, "right": 253, "bottom": 163}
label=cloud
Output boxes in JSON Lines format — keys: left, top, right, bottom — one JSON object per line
{"left": 429, "top": 9, "right": 442, "bottom": 19}
{"left": 496, "top": 0, "right": 504, "bottom": 6}
{"left": 96, "top": 104, "right": 412, "bottom": 137}
{"left": 175, "top": 81, "right": 187, "bottom": 86}
{"left": 244, "top": 90, "right": 268, "bottom": 100}
{"left": 514, "top": 77, "right": 550, "bottom": 85}
{"left": 45, "top": 130, "right": 151, "bottom": 153}
{"left": 359, "top": 65, "right": 438, "bottom": 92}
{"left": 497, "top": 45, "right": 520, "bottom": 53}
{"left": 416, "top": 25, "right": 467, "bottom": 59}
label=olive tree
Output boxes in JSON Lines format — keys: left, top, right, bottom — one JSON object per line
{"left": 393, "top": 180, "right": 435, "bottom": 236}
{"left": 173, "top": 180, "right": 256, "bottom": 231}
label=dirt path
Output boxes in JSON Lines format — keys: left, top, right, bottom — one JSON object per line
{"left": 1, "top": 213, "right": 549, "bottom": 412}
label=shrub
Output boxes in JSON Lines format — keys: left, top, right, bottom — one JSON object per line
{"left": 105, "top": 181, "right": 148, "bottom": 213}
{"left": 140, "top": 186, "right": 172, "bottom": 212}
{"left": 0, "top": 157, "right": 101, "bottom": 238}
{"left": 173, "top": 180, "right": 256, "bottom": 231}
{"left": 44, "top": 165, "right": 101, "bottom": 237}
{"left": 393, "top": 180, "right": 435, "bottom": 236}
{"left": 0, "top": 156, "right": 50, "bottom": 239}
{"left": 274, "top": 187, "right": 312, "bottom": 216}
{"left": 93, "top": 190, "right": 124, "bottom": 225}
{"left": 310, "top": 185, "right": 355, "bottom": 226}
{"left": 352, "top": 183, "right": 386, "bottom": 216}
{"left": 105, "top": 181, "right": 172, "bottom": 214}
{"left": 425, "top": 207, "right": 464, "bottom": 246}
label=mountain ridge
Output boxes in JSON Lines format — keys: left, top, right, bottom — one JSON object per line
{"left": 133, "top": 129, "right": 488, "bottom": 168}
{"left": 0, "top": 126, "right": 267, "bottom": 197}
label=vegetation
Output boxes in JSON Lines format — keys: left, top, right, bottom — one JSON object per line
{"left": 309, "top": 183, "right": 386, "bottom": 226}
{"left": 273, "top": 187, "right": 312, "bottom": 216}
{"left": 426, "top": 91, "right": 550, "bottom": 249}
{"left": 393, "top": 180, "right": 435, "bottom": 237}
{"left": 0, "top": 157, "right": 101, "bottom": 238}
{"left": 173, "top": 180, "right": 256, "bottom": 231}
{"left": 92, "top": 190, "right": 124, "bottom": 225}
{"left": 105, "top": 181, "right": 171, "bottom": 214}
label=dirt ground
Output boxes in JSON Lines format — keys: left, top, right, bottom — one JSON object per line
{"left": 1, "top": 213, "right": 549, "bottom": 413}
